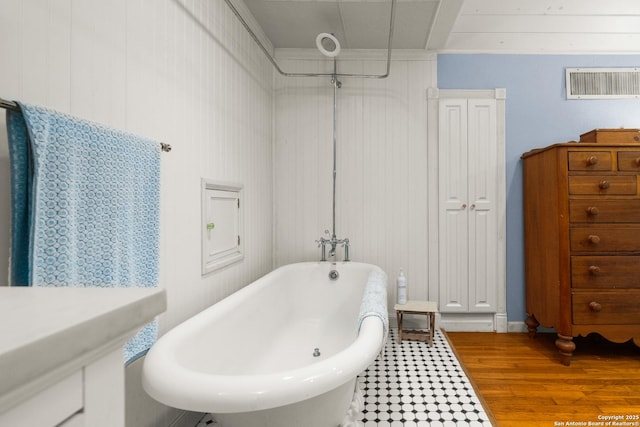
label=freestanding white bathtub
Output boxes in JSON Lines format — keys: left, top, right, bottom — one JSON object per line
{"left": 142, "top": 262, "right": 388, "bottom": 427}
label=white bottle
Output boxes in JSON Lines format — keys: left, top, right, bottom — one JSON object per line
{"left": 397, "top": 268, "right": 407, "bottom": 305}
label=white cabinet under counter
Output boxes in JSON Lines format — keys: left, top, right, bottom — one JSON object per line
{"left": 0, "top": 287, "right": 166, "bottom": 427}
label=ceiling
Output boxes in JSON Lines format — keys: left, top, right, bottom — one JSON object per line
{"left": 242, "top": 0, "right": 640, "bottom": 53}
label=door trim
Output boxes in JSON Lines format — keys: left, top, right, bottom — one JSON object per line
{"left": 427, "top": 88, "right": 507, "bottom": 332}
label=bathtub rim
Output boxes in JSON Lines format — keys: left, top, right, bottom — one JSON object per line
{"left": 142, "top": 262, "right": 387, "bottom": 414}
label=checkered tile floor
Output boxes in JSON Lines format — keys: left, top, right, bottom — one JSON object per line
{"left": 196, "top": 328, "right": 493, "bottom": 427}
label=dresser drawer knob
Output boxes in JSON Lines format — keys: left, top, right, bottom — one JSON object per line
{"left": 588, "top": 265, "right": 601, "bottom": 275}
{"left": 587, "top": 235, "right": 601, "bottom": 244}
{"left": 635, "top": 157, "right": 640, "bottom": 167}
{"left": 587, "top": 156, "right": 599, "bottom": 166}
{"left": 586, "top": 206, "right": 600, "bottom": 216}
{"left": 589, "top": 301, "right": 603, "bottom": 312}
{"left": 598, "top": 180, "right": 610, "bottom": 190}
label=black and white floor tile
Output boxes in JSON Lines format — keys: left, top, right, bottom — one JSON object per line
{"left": 195, "top": 328, "right": 493, "bottom": 427}
{"left": 357, "top": 328, "right": 492, "bottom": 427}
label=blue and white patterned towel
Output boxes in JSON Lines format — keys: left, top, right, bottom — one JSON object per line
{"left": 6, "top": 102, "right": 161, "bottom": 365}
{"left": 357, "top": 269, "right": 389, "bottom": 355}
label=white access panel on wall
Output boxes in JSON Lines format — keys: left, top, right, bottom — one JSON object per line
{"left": 428, "top": 88, "right": 506, "bottom": 332}
{"left": 201, "top": 179, "right": 244, "bottom": 275}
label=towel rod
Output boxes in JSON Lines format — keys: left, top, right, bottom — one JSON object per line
{"left": 0, "top": 97, "right": 172, "bottom": 152}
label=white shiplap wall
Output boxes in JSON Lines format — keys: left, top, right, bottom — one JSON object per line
{"left": 0, "top": 0, "right": 274, "bottom": 426}
{"left": 274, "top": 50, "right": 437, "bottom": 306}
{"left": 445, "top": 0, "right": 640, "bottom": 53}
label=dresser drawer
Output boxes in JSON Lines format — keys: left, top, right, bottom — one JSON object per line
{"left": 571, "top": 255, "right": 640, "bottom": 288}
{"left": 569, "top": 200, "right": 640, "bottom": 223}
{"left": 618, "top": 151, "right": 640, "bottom": 171}
{"left": 568, "top": 151, "right": 612, "bottom": 171}
{"left": 570, "top": 226, "right": 640, "bottom": 252}
{"left": 568, "top": 175, "right": 636, "bottom": 195}
{"left": 573, "top": 291, "right": 640, "bottom": 324}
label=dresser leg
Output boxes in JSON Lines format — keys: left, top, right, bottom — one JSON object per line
{"left": 555, "top": 334, "right": 576, "bottom": 366}
{"left": 525, "top": 315, "right": 539, "bottom": 338}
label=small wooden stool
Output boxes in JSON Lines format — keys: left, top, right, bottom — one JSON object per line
{"left": 394, "top": 300, "right": 438, "bottom": 347}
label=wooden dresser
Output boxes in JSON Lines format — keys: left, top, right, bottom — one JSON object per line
{"left": 522, "top": 134, "right": 640, "bottom": 365}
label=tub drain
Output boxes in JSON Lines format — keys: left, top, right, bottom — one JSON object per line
{"left": 313, "top": 348, "right": 321, "bottom": 357}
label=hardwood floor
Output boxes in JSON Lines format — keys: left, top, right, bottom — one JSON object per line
{"left": 445, "top": 331, "right": 640, "bottom": 427}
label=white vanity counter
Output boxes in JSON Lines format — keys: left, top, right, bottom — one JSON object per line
{"left": 0, "top": 287, "right": 166, "bottom": 426}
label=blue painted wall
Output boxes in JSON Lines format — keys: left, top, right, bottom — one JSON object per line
{"left": 438, "top": 54, "right": 640, "bottom": 323}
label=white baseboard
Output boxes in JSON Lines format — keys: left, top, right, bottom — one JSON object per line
{"left": 439, "top": 315, "right": 495, "bottom": 332}
{"left": 507, "top": 321, "right": 528, "bottom": 333}
{"left": 389, "top": 311, "right": 513, "bottom": 333}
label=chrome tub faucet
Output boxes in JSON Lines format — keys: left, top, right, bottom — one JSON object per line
{"left": 316, "top": 230, "right": 350, "bottom": 262}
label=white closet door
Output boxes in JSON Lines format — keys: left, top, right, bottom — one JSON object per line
{"left": 438, "top": 98, "right": 498, "bottom": 313}
{"left": 467, "top": 99, "right": 497, "bottom": 313}
{"left": 438, "top": 99, "right": 469, "bottom": 312}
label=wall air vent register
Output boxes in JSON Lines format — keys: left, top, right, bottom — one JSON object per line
{"left": 566, "top": 67, "right": 640, "bottom": 99}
